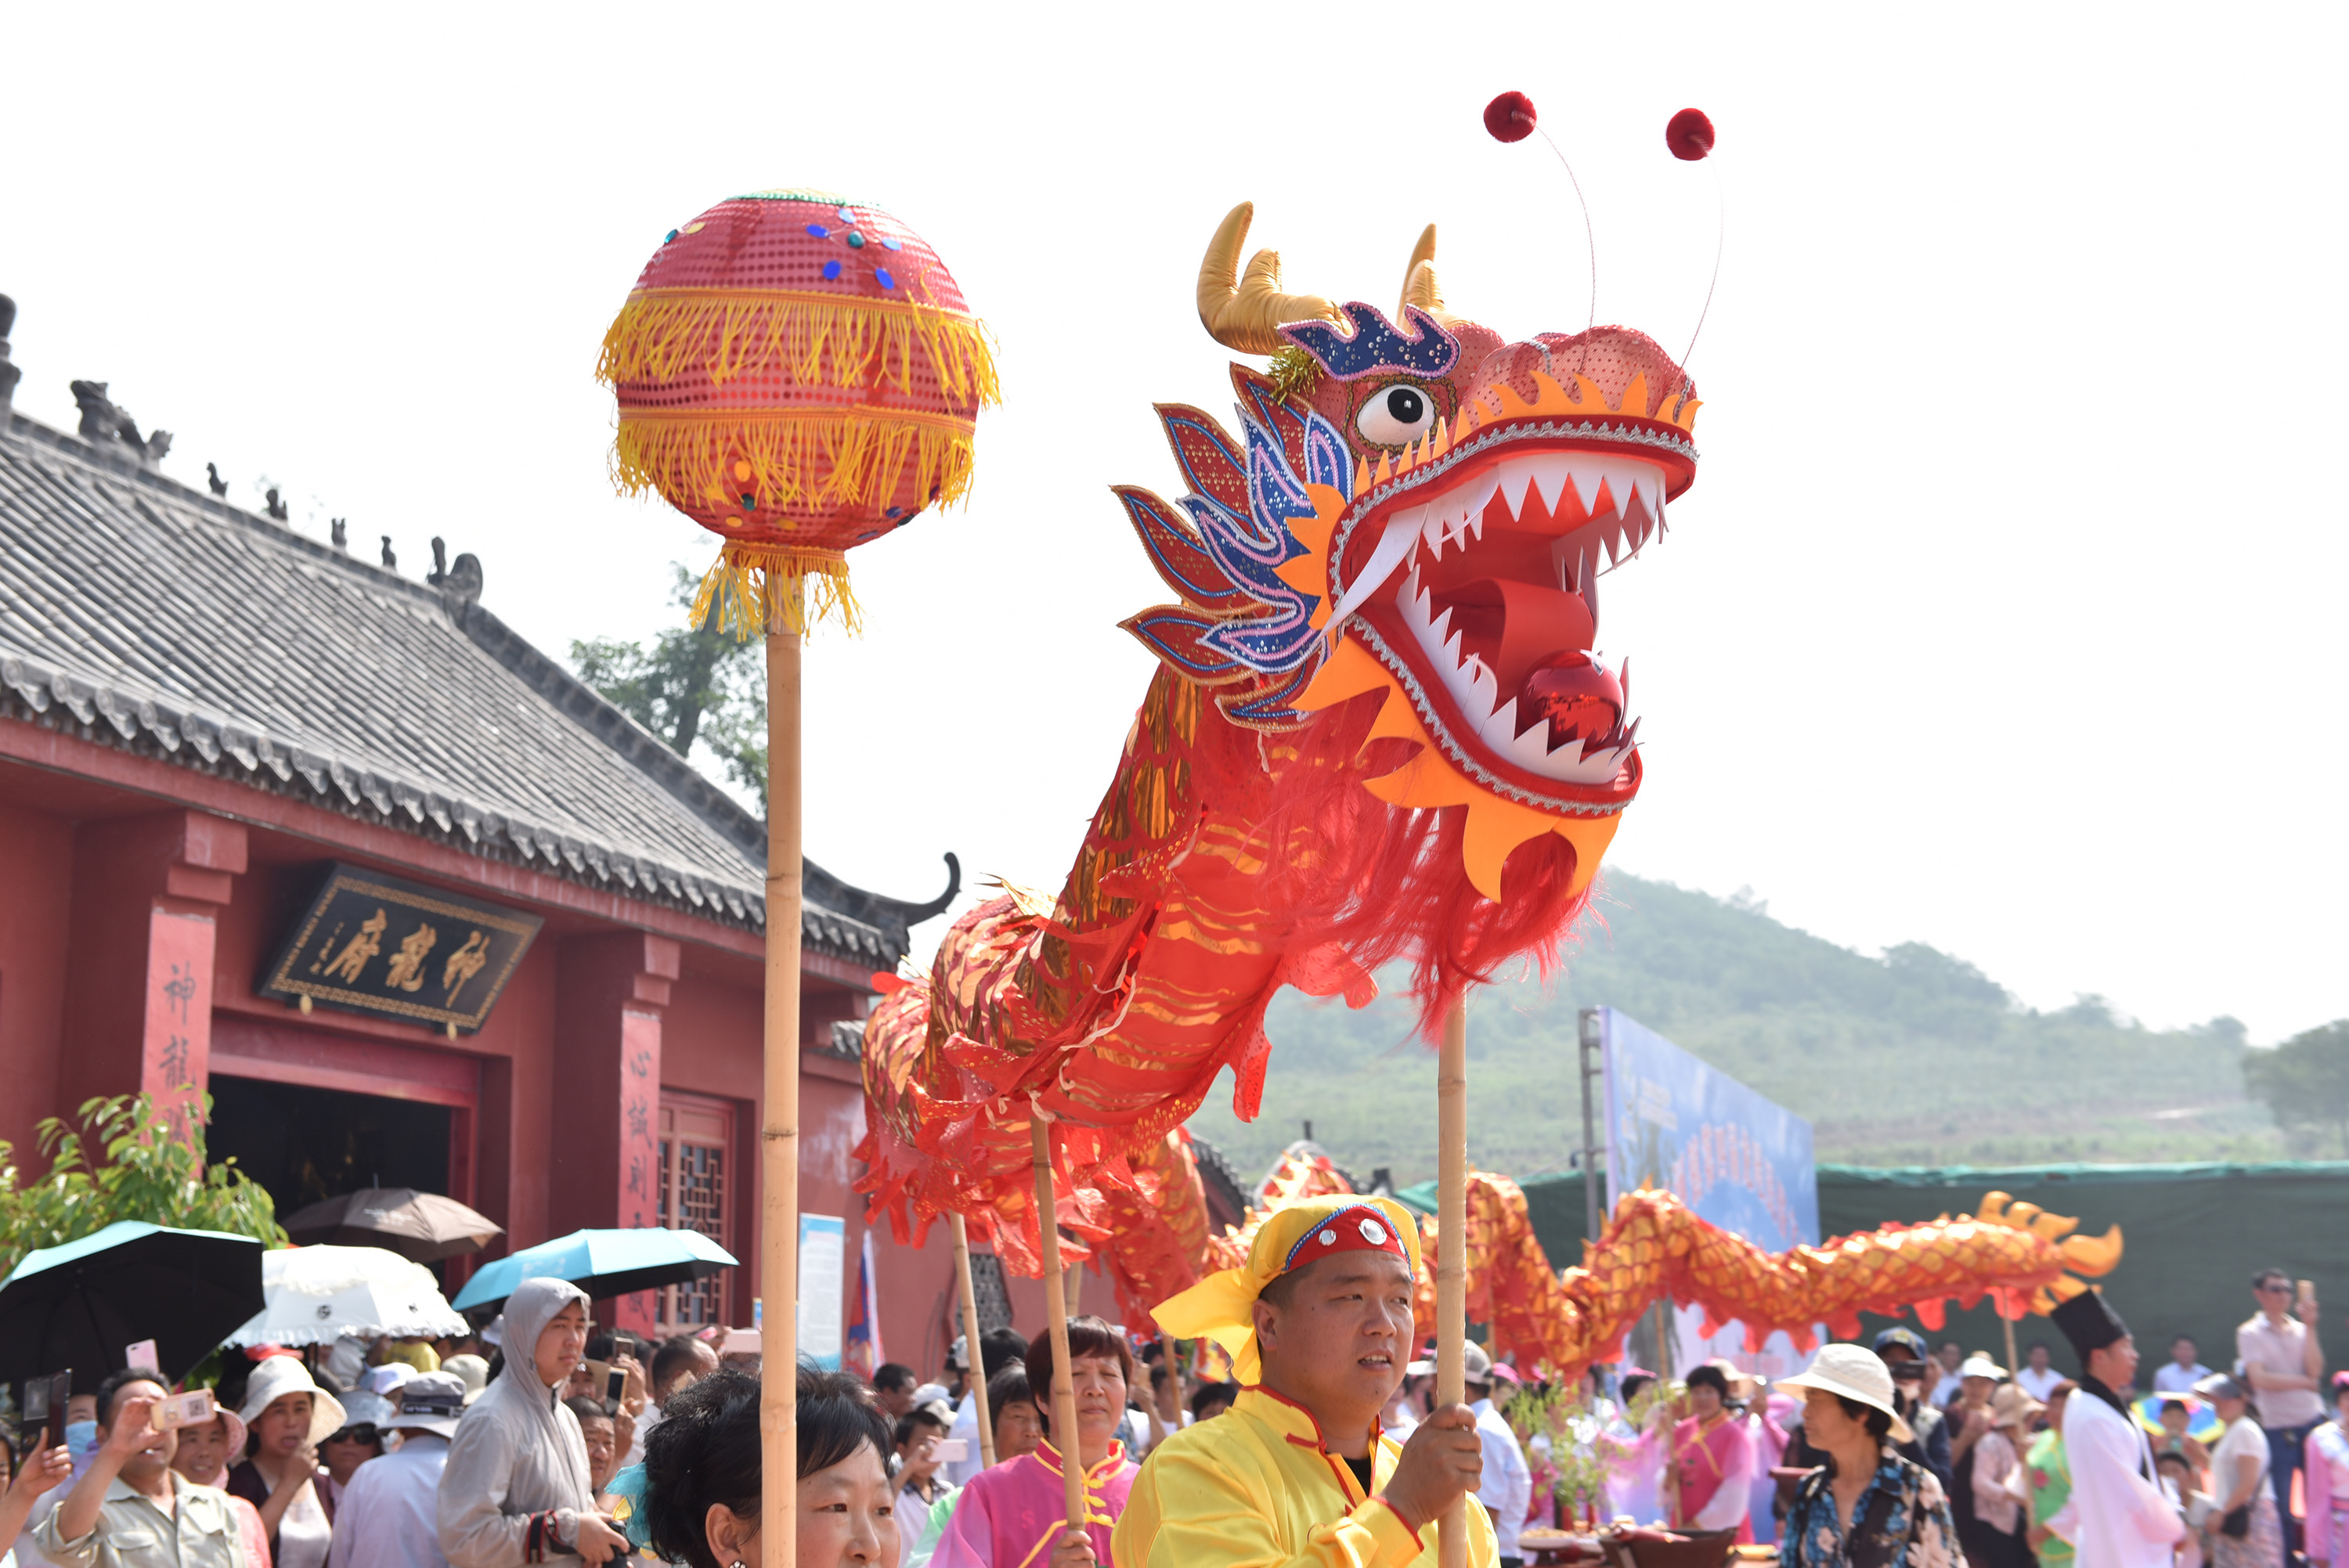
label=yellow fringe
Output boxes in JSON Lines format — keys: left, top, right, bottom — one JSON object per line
{"left": 597, "top": 290, "right": 1001, "bottom": 409}
{"left": 614, "top": 406, "right": 978, "bottom": 516}
{"left": 691, "top": 542, "right": 862, "bottom": 640}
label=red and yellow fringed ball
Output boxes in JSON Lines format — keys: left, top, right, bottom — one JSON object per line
{"left": 596, "top": 189, "right": 999, "bottom": 635}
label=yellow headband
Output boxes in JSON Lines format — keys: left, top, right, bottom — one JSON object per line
{"left": 1150, "top": 1194, "right": 1423, "bottom": 1384}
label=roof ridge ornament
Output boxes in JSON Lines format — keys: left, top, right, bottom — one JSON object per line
{"left": 68, "top": 378, "right": 171, "bottom": 467}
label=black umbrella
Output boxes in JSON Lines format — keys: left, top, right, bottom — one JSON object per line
{"left": 281, "top": 1188, "right": 503, "bottom": 1263}
{"left": 0, "top": 1221, "right": 265, "bottom": 1391}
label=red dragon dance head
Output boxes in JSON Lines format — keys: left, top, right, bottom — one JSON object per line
{"left": 1121, "top": 203, "right": 1701, "bottom": 907}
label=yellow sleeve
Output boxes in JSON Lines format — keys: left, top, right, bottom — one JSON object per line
{"left": 1110, "top": 1438, "right": 1432, "bottom": 1568}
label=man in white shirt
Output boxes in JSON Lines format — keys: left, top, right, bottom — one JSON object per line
{"left": 327, "top": 1372, "right": 464, "bottom": 1568}
{"left": 1463, "top": 1344, "right": 1532, "bottom": 1568}
{"left": 941, "top": 1328, "right": 1028, "bottom": 1487}
{"left": 2238, "top": 1268, "right": 2326, "bottom": 1561}
{"left": 2044, "top": 1290, "right": 2184, "bottom": 1568}
{"left": 1930, "top": 1340, "right": 1966, "bottom": 1411}
{"left": 2017, "top": 1343, "right": 2068, "bottom": 1403}
{"left": 2149, "top": 1336, "right": 2211, "bottom": 1396}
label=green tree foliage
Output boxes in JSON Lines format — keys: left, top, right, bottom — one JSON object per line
{"left": 572, "top": 565, "right": 767, "bottom": 802}
{"left": 2243, "top": 1020, "right": 2349, "bottom": 1156}
{"left": 0, "top": 1094, "right": 285, "bottom": 1278}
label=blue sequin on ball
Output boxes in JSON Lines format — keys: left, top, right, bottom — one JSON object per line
{"left": 836, "top": 207, "right": 855, "bottom": 223}
{"left": 805, "top": 223, "right": 829, "bottom": 238}
{"left": 875, "top": 268, "right": 896, "bottom": 290}
{"left": 821, "top": 259, "right": 843, "bottom": 281}
{"left": 846, "top": 231, "right": 865, "bottom": 250}
{"left": 882, "top": 237, "right": 903, "bottom": 251}
{"left": 665, "top": 229, "right": 680, "bottom": 243}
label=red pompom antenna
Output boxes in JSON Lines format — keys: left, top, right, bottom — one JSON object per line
{"left": 1665, "top": 107, "right": 1716, "bottom": 161}
{"left": 1484, "top": 91, "right": 1537, "bottom": 144}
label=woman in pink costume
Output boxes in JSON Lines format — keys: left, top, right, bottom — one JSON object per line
{"left": 930, "top": 1318, "right": 1138, "bottom": 1568}
{"left": 2304, "top": 1375, "right": 2349, "bottom": 1568}
{"left": 1669, "top": 1364, "right": 1755, "bottom": 1542}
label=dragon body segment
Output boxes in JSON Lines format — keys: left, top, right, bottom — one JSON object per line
{"left": 1424, "top": 1183, "right": 2121, "bottom": 1380}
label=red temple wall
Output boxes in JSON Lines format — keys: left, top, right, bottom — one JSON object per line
{"left": 0, "top": 739, "right": 1086, "bottom": 1384}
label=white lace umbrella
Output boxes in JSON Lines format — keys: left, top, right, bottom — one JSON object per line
{"left": 223, "top": 1245, "right": 468, "bottom": 1347}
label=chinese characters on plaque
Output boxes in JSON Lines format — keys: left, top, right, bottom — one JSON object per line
{"left": 257, "top": 863, "right": 543, "bottom": 1034}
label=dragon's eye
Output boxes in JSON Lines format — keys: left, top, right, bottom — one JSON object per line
{"left": 1355, "top": 383, "right": 1439, "bottom": 446}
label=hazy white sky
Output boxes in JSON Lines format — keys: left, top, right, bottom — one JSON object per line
{"left": 6, "top": 4, "right": 2342, "bottom": 1044}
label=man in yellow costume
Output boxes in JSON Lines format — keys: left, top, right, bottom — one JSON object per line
{"left": 1113, "top": 1194, "right": 1497, "bottom": 1567}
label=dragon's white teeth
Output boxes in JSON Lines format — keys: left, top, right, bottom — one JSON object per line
{"left": 1496, "top": 462, "right": 1538, "bottom": 520}
{"left": 1430, "top": 605, "right": 1452, "bottom": 646}
{"left": 1525, "top": 456, "right": 1574, "bottom": 516}
{"left": 1331, "top": 506, "right": 1425, "bottom": 633}
{"left": 1485, "top": 452, "right": 1667, "bottom": 524}
{"left": 1465, "top": 653, "right": 1500, "bottom": 722}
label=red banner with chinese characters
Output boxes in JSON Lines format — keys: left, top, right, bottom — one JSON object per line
{"left": 143, "top": 908, "right": 215, "bottom": 1136}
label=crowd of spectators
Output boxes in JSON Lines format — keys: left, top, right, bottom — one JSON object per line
{"left": 2, "top": 1261, "right": 2341, "bottom": 1568}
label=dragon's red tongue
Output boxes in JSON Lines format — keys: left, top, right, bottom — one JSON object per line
{"left": 1522, "top": 655, "right": 1622, "bottom": 749}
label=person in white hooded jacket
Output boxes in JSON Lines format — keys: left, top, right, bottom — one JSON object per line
{"left": 436, "top": 1279, "right": 626, "bottom": 1568}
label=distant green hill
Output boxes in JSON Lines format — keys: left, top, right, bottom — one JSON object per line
{"left": 1184, "top": 872, "right": 2276, "bottom": 1187}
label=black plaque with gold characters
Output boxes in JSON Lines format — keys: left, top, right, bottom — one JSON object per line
{"left": 258, "top": 863, "right": 544, "bottom": 1036}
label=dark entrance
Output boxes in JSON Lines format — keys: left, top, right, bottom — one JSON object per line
{"left": 208, "top": 1075, "right": 453, "bottom": 1219}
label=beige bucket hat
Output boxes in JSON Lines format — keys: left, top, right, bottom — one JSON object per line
{"left": 236, "top": 1354, "right": 348, "bottom": 1447}
{"left": 1779, "top": 1343, "right": 1914, "bottom": 1444}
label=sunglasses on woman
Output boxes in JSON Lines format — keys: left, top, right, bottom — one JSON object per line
{"left": 324, "top": 1424, "right": 381, "bottom": 1446}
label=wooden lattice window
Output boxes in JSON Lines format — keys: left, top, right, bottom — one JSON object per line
{"left": 969, "top": 1251, "right": 1013, "bottom": 1336}
{"left": 657, "top": 1096, "right": 732, "bottom": 1330}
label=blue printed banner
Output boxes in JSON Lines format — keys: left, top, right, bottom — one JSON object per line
{"left": 1600, "top": 1007, "right": 1818, "bottom": 1379}
{"left": 798, "top": 1214, "right": 846, "bottom": 1372}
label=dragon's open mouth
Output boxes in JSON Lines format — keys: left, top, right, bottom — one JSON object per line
{"left": 1338, "top": 437, "right": 1669, "bottom": 795}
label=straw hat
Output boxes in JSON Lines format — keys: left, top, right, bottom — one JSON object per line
{"left": 1779, "top": 1344, "right": 1914, "bottom": 1444}
{"left": 1990, "top": 1383, "right": 2043, "bottom": 1431}
{"left": 236, "top": 1354, "right": 347, "bottom": 1446}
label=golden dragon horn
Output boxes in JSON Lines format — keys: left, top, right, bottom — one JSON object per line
{"left": 1397, "top": 223, "right": 1467, "bottom": 330}
{"left": 1197, "top": 201, "right": 1345, "bottom": 355}
{"left": 2059, "top": 1224, "right": 2124, "bottom": 1278}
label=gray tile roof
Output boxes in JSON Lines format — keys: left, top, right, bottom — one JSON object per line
{"left": 0, "top": 409, "right": 954, "bottom": 967}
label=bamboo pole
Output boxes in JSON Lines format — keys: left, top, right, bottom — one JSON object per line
{"left": 1030, "top": 1116, "right": 1087, "bottom": 1544}
{"left": 1436, "top": 999, "right": 1469, "bottom": 1568}
{"left": 1064, "top": 1254, "right": 1084, "bottom": 1318}
{"left": 951, "top": 1213, "right": 996, "bottom": 1466}
{"left": 761, "top": 611, "right": 804, "bottom": 1566}
{"left": 2001, "top": 1308, "right": 2019, "bottom": 1384}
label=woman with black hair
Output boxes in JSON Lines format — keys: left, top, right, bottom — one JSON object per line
{"left": 928, "top": 1317, "right": 1138, "bottom": 1568}
{"left": 1669, "top": 1362, "right": 1755, "bottom": 1540}
{"left": 1778, "top": 1346, "right": 1960, "bottom": 1568}
{"left": 642, "top": 1365, "right": 897, "bottom": 1568}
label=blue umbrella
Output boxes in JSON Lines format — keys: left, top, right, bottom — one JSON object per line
{"left": 2134, "top": 1392, "right": 2223, "bottom": 1443}
{"left": 0, "top": 1221, "right": 265, "bottom": 1389}
{"left": 453, "top": 1227, "right": 737, "bottom": 1311}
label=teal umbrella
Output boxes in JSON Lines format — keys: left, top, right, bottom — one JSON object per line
{"left": 0, "top": 1221, "right": 265, "bottom": 1389}
{"left": 453, "top": 1227, "right": 735, "bottom": 1311}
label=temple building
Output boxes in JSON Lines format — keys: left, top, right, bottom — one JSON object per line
{"left": 0, "top": 296, "right": 1096, "bottom": 1364}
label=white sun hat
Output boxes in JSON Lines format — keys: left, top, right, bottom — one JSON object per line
{"left": 1958, "top": 1354, "right": 2008, "bottom": 1381}
{"left": 1778, "top": 1343, "right": 1914, "bottom": 1444}
{"left": 236, "top": 1354, "right": 348, "bottom": 1447}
